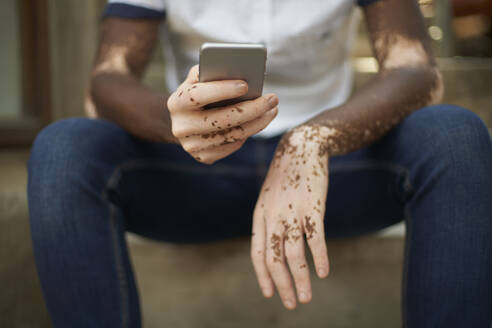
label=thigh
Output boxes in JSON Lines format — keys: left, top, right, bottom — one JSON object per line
{"left": 125, "top": 133, "right": 409, "bottom": 242}
{"left": 323, "top": 148, "right": 407, "bottom": 238}
{"left": 322, "top": 104, "right": 492, "bottom": 239}
{"left": 116, "top": 112, "right": 444, "bottom": 243}
{"left": 115, "top": 136, "right": 273, "bottom": 243}
{"left": 32, "top": 117, "right": 271, "bottom": 244}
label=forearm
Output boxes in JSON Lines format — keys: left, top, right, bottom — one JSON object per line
{"left": 86, "top": 18, "right": 174, "bottom": 143}
{"left": 303, "top": 65, "right": 443, "bottom": 156}
{"left": 90, "top": 72, "right": 177, "bottom": 143}
{"left": 285, "top": 0, "right": 445, "bottom": 157}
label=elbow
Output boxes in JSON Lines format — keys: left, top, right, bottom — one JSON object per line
{"left": 86, "top": 74, "right": 101, "bottom": 118}
{"left": 87, "top": 73, "right": 110, "bottom": 119}
{"left": 383, "top": 64, "right": 444, "bottom": 106}
{"left": 405, "top": 64, "right": 445, "bottom": 105}
{"left": 84, "top": 93, "right": 98, "bottom": 118}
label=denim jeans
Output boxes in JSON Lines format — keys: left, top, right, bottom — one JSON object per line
{"left": 28, "top": 104, "right": 492, "bottom": 327}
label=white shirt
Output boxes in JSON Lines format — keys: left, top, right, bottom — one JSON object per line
{"left": 105, "top": 0, "right": 379, "bottom": 137}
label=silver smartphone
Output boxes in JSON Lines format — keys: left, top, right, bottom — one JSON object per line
{"left": 199, "top": 42, "right": 267, "bottom": 109}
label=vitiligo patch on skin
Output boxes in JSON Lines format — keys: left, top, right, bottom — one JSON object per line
{"left": 94, "top": 45, "right": 130, "bottom": 75}
{"left": 306, "top": 64, "right": 443, "bottom": 157}
{"left": 84, "top": 94, "right": 97, "bottom": 118}
{"left": 296, "top": 12, "right": 444, "bottom": 157}
{"left": 428, "top": 67, "right": 444, "bottom": 105}
{"left": 375, "top": 34, "right": 430, "bottom": 70}
{"left": 253, "top": 1, "right": 445, "bottom": 300}
{"left": 273, "top": 124, "right": 335, "bottom": 169}
{"left": 89, "top": 20, "right": 161, "bottom": 120}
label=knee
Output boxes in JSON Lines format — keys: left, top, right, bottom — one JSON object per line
{"left": 403, "top": 105, "right": 491, "bottom": 159}
{"left": 30, "top": 118, "right": 124, "bottom": 169}
{"left": 28, "top": 118, "right": 127, "bottom": 193}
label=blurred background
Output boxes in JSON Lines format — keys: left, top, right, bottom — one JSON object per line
{"left": 1, "top": 0, "right": 491, "bottom": 327}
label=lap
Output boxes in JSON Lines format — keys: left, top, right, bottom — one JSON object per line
{"left": 33, "top": 104, "right": 488, "bottom": 243}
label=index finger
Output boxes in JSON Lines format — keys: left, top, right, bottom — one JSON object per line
{"left": 174, "top": 80, "right": 250, "bottom": 113}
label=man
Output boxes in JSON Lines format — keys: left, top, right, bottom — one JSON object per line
{"left": 28, "top": 0, "right": 492, "bottom": 327}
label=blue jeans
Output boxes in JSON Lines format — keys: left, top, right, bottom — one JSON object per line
{"left": 28, "top": 105, "right": 492, "bottom": 327}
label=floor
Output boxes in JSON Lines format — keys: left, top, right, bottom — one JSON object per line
{"left": 129, "top": 234, "right": 404, "bottom": 328}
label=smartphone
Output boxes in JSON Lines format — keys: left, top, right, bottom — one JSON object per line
{"left": 199, "top": 42, "right": 267, "bottom": 109}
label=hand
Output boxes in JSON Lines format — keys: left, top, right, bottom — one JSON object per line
{"left": 167, "top": 65, "right": 279, "bottom": 164}
{"left": 251, "top": 124, "right": 335, "bottom": 310}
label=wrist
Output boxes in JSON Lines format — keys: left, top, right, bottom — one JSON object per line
{"left": 281, "top": 124, "right": 336, "bottom": 157}
{"left": 158, "top": 126, "right": 179, "bottom": 144}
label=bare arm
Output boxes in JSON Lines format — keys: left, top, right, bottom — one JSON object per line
{"left": 294, "top": 0, "right": 444, "bottom": 155}
{"left": 251, "top": 0, "right": 445, "bottom": 310}
{"left": 88, "top": 17, "right": 278, "bottom": 161}
{"left": 87, "top": 17, "right": 177, "bottom": 143}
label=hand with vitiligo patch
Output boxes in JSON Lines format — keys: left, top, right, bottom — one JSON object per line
{"left": 250, "top": 0, "right": 444, "bottom": 310}
{"left": 251, "top": 125, "right": 335, "bottom": 310}
{"left": 167, "top": 65, "right": 279, "bottom": 164}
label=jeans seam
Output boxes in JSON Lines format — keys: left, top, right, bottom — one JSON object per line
{"left": 101, "top": 158, "right": 415, "bottom": 328}
{"left": 108, "top": 203, "right": 130, "bottom": 328}
{"left": 402, "top": 204, "right": 412, "bottom": 328}
{"left": 103, "top": 163, "right": 135, "bottom": 328}
{"left": 331, "top": 159, "right": 414, "bottom": 328}
{"left": 101, "top": 157, "right": 258, "bottom": 327}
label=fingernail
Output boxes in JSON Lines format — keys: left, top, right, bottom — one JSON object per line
{"left": 299, "top": 292, "right": 309, "bottom": 302}
{"left": 236, "top": 81, "right": 247, "bottom": 91}
{"left": 262, "top": 287, "right": 272, "bottom": 298}
{"left": 267, "top": 94, "right": 278, "bottom": 107}
{"left": 318, "top": 268, "right": 328, "bottom": 278}
{"left": 284, "top": 300, "right": 295, "bottom": 309}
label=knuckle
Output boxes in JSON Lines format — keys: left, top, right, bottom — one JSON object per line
{"left": 285, "top": 248, "right": 302, "bottom": 263}
{"left": 170, "top": 116, "right": 193, "bottom": 139}
{"left": 314, "top": 256, "right": 328, "bottom": 266}
{"left": 171, "top": 125, "right": 186, "bottom": 139}
{"left": 184, "top": 142, "right": 202, "bottom": 153}
{"left": 266, "top": 256, "right": 277, "bottom": 269}
{"left": 307, "top": 236, "right": 323, "bottom": 250}
{"left": 167, "top": 95, "right": 177, "bottom": 112}
{"left": 289, "top": 254, "right": 305, "bottom": 267}
{"left": 181, "top": 143, "right": 195, "bottom": 153}
{"left": 266, "top": 255, "right": 283, "bottom": 271}
{"left": 257, "top": 96, "right": 270, "bottom": 111}
{"left": 232, "top": 128, "right": 246, "bottom": 140}
{"left": 251, "top": 250, "right": 263, "bottom": 263}
{"left": 201, "top": 157, "right": 216, "bottom": 165}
